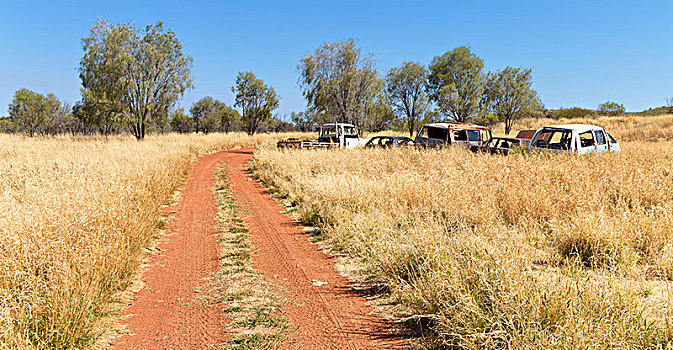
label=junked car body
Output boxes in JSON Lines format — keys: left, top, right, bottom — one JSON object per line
{"left": 481, "top": 136, "right": 527, "bottom": 155}
{"left": 365, "top": 136, "right": 414, "bottom": 149}
{"left": 414, "top": 123, "right": 492, "bottom": 150}
{"left": 529, "top": 124, "right": 620, "bottom": 154}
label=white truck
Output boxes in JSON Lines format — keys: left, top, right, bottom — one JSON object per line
{"left": 278, "top": 123, "right": 369, "bottom": 149}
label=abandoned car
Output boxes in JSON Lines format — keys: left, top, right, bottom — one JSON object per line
{"left": 414, "top": 123, "right": 492, "bottom": 150}
{"left": 481, "top": 136, "right": 527, "bottom": 155}
{"left": 365, "top": 136, "right": 414, "bottom": 149}
{"left": 528, "top": 124, "right": 621, "bottom": 154}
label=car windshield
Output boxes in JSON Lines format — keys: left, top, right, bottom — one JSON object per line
{"left": 320, "top": 125, "right": 335, "bottom": 136}
{"left": 420, "top": 127, "right": 448, "bottom": 140}
{"left": 533, "top": 129, "right": 572, "bottom": 150}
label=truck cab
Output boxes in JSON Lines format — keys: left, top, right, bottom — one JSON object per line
{"left": 316, "top": 123, "right": 367, "bottom": 148}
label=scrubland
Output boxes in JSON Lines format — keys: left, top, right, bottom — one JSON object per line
{"left": 0, "top": 132, "right": 303, "bottom": 349}
{"left": 250, "top": 115, "right": 673, "bottom": 349}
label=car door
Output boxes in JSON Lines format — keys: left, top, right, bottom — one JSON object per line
{"left": 578, "top": 130, "right": 597, "bottom": 154}
{"left": 593, "top": 130, "right": 609, "bottom": 153}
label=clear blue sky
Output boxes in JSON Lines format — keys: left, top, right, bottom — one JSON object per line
{"left": 1, "top": 0, "right": 671, "bottom": 118}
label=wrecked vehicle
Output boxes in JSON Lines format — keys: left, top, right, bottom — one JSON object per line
{"left": 481, "top": 136, "right": 527, "bottom": 155}
{"left": 414, "top": 123, "right": 492, "bottom": 150}
{"left": 365, "top": 136, "right": 414, "bottom": 149}
{"left": 529, "top": 124, "right": 620, "bottom": 154}
{"left": 277, "top": 123, "right": 369, "bottom": 149}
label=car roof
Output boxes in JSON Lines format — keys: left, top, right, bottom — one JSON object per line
{"left": 490, "top": 137, "right": 521, "bottom": 142}
{"left": 321, "top": 123, "right": 355, "bottom": 127}
{"left": 371, "top": 135, "right": 412, "bottom": 140}
{"left": 542, "top": 124, "right": 604, "bottom": 133}
{"left": 422, "top": 122, "right": 490, "bottom": 130}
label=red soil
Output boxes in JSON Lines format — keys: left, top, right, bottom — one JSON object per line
{"left": 226, "top": 148, "right": 407, "bottom": 350}
{"left": 112, "top": 148, "right": 407, "bottom": 349}
{"left": 112, "top": 150, "right": 228, "bottom": 350}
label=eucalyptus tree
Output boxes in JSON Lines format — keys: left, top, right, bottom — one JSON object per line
{"left": 232, "top": 72, "right": 279, "bottom": 136}
{"left": 428, "top": 46, "right": 485, "bottom": 122}
{"left": 217, "top": 102, "right": 240, "bottom": 133}
{"left": 8, "top": 88, "right": 60, "bottom": 137}
{"left": 169, "top": 108, "right": 193, "bottom": 133}
{"left": 597, "top": 101, "right": 625, "bottom": 116}
{"left": 386, "top": 61, "right": 429, "bottom": 137}
{"left": 79, "top": 20, "right": 193, "bottom": 139}
{"left": 190, "top": 97, "right": 220, "bottom": 134}
{"left": 483, "top": 67, "right": 543, "bottom": 135}
{"left": 298, "top": 38, "right": 379, "bottom": 126}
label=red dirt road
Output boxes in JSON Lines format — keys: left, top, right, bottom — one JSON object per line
{"left": 227, "top": 148, "right": 407, "bottom": 350}
{"left": 113, "top": 148, "right": 407, "bottom": 349}
{"left": 113, "top": 150, "right": 228, "bottom": 350}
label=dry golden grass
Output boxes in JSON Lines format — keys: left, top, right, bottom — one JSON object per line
{"left": 0, "top": 132, "right": 306, "bottom": 349}
{"left": 250, "top": 115, "right": 673, "bottom": 349}
{"left": 495, "top": 113, "right": 673, "bottom": 141}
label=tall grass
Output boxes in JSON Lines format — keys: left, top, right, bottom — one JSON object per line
{"left": 250, "top": 116, "right": 673, "bottom": 348}
{"left": 495, "top": 113, "right": 673, "bottom": 141}
{"left": 0, "top": 132, "right": 306, "bottom": 349}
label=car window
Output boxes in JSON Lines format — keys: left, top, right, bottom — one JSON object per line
{"left": 467, "top": 130, "right": 481, "bottom": 142}
{"left": 422, "top": 127, "right": 447, "bottom": 140}
{"left": 579, "top": 131, "right": 595, "bottom": 148}
{"left": 453, "top": 130, "right": 468, "bottom": 141}
{"left": 606, "top": 132, "right": 617, "bottom": 143}
{"left": 594, "top": 130, "right": 606, "bottom": 145}
{"left": 534, "top": 130, "right": 572, "bottom": 150}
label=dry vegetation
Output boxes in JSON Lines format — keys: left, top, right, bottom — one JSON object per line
{"left": 0, "top": 132, "right": 306, "bottom": 349}
{"left": 250, "top": 115, "right": 673, "bottom": 349}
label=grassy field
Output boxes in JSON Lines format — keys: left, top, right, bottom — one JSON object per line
{"left": 0, "top": 132, "right": 305, "bottom": 349}
{"left": 250, "top": 115, "right": 673, "bottom": 349}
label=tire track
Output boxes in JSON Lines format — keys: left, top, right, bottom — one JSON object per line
{"left": 224, "top": 148, "right": 408, "bottom": 350}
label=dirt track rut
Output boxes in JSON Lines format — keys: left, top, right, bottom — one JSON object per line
{"left": 226, "top": 148, "right": 407, "bottom": 350}
{"left": 113, "top": 150, "right": 228, "bottom": 350}
{"left": 112, "top": 148, "right": 406, "bottom": 349}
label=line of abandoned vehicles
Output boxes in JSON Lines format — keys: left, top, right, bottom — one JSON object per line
{"left": 277, "top": 121, "right": 621, "bottom": 155}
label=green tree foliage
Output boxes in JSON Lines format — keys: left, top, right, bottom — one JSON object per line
{"left": 290, "top": 111, "right": 313, "bottom": 131}
{"left": 72, "top": 100, "right": 119, "bottom": 136}
{"left": 483, "top": 67, "right": 543, "bottom": 135}
{"left": 190, "top": 97, "right": 221, "bottom": 134}
{"left": 218, "top": 103, "right": 240, "bottom": 133}
{"left": 598, "top": 101, "right": 625, "bottom": 116}
{"left": 79, "top": 19, "right": 193, "bottom": 139}
{"left": 169, "top": 108, "right": 193, "bottom": 133}
{"left": 386, "top": 61, "right": 429, "bottom": 137}
{"left": 232, "top": 72, "right": 279, "bottom": 136}
{"left": 298, "top": 38, "right": 379, "bottom": 125}
{"left": 364, "top": 88, "right": 395, "bottom": 132}
{"left": 428, "top": 46, "right": 485, "bottom": 122}
{"left": 8, "top": 88, "right": 56, "bottom": 136}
